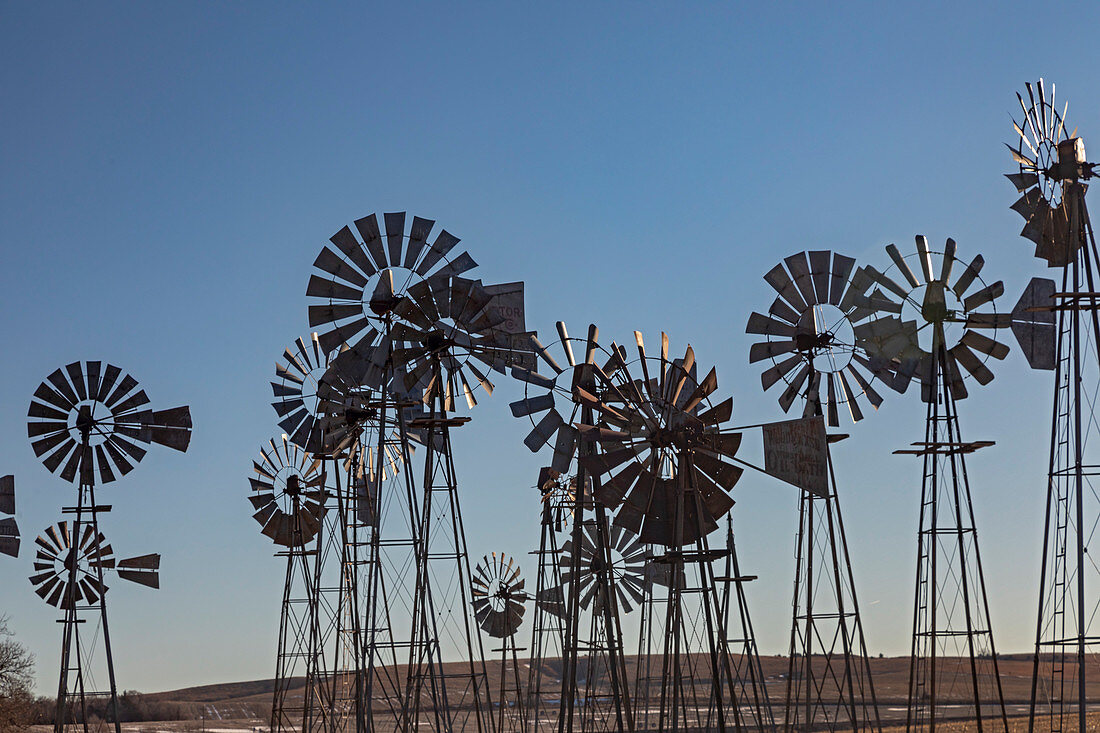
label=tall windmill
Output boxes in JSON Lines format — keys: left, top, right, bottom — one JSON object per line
{"left": 306, "top": 211, "right": 528, "bottom": 732}
{"left": 509, "top": 322, "right": 638, "bottom": 732}
{"left": 472, "top": 552, "right": 528, "bottom": 733}
{"left": 575, "top": 334, "right": 772, "bottom": 732}
{"left": 27, "top": 361, "right": 191, "bottom": 733}
{"left": 853, "top": 237, "right": 1011, "bottom": 732}
{"left": 746, "top": 250, "right": 884, "bottom": 731}
{"left": 1005, "top": 79, "right": 1100, "bottom": 733}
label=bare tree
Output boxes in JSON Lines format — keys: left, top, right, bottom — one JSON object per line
{"left": 0, "top": 615, "right": 35, "bottom": 732}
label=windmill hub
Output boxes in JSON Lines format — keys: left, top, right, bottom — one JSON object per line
{"left": 285, "top": 474, "right": 301, "bottom": 498}
{"left": 425, "top": 329, "right": 449, "bottom": 353}
{"left": 795, "top": 329, "right": 835, "bottom": 353}
{"left": 791, "top": 304, "right": 855, "bottom": 372}
{"left": 367, "top": 268, "right": 401, "bottom": 316}
{"left": 920, "top": 281, "right": 956, "bottom": 324}
{"left": 649, "top": 426, "right": 681, "bottom": 449}
{"left": 75, "top": 405, "right": 94, "bottom": 438}
{"left": 1049, "top": 138, "right": 1091, "bottom": 181}
{"left": 343, "top": 405, "right": 376, "bottom": 425}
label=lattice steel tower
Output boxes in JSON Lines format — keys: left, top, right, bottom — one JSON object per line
{"left": 747, "top": 249, "right": 885, "bottom": 731}
{"left": 1004, "top": 79, "right": 1100, "bottom": 733}
{"left": 855, "top": 237, "right": 1010, "bottom": 732}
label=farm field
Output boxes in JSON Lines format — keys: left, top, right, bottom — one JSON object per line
{"left": 29, "top": 654, "right": 1100, "bottom": 731}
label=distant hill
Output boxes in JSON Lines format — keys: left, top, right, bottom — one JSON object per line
{"left": 142, "top": 654, "right": 1100, "bottom": 722}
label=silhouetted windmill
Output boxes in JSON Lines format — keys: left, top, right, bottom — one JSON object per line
{"left": 747, "top": 249, "right": 884, "bottom": 731}
{"left": 27, "top": 361, "right": 190, "bottom": 733}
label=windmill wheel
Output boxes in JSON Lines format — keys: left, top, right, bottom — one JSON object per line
{"left": 558, "top": 522, "right": 669, "bottom": 615}
{"left": 249, "top": 436, "right": 325, "bottom": 547}
{"left": 1006, "top": 79, "right": 1086, "bottom": 267}
{"left": 305, "top": 212, "right": 523, "bottom": 412}
{"left": 509, "top": 322, "right": 622, "bottom": 474}
{"left": 29, "top": 522, "right": 114, "bottom": 608}
{"left": 28, "top": 362, "right": 192, "bottom": 484}
{"left": 472, "top": 552, "right": 526, "bottom": 639}
{"left": 307, "top": 212, "right": 476, "bottom": 353}
{"left": 747, "top": 250, "right": 894, "bottom": 426}
{"left": 576, "top": 333, "right": 743, "bottom": 547}
{"left": 853, "top": 236, "right": 1011, "bottom": 403}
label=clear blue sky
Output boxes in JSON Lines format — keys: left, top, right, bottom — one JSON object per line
{"left": 2, "top": 1, "right": 1098, "bottom": 695}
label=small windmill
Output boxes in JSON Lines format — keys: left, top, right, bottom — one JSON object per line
{"left": 30, "top": 522, "right": 160, "bottom": 605}
{"left": 854, "top": 237, "right": 1010, "bottom": 733}
{"left": 747, "top": 250, "right": 884, "bottom": 731}
{"left": 27, "top": 361, "right": 190, "bottom": 733}
{"left": 247, "top": 434, "right": 330, "bottom": 733}
{"left": 472, "top": 552, "right": 528, "bottom": 733}
{"left": 1006, "top": 79, "right": 1100, "bottom": 733}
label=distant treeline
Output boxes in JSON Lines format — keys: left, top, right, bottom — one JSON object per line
{"left": 26, "top": 691, "right": 186, "bottom": 724}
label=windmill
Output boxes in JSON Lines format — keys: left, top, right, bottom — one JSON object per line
{"left": 472, "top": 552, "right": 528, "bottom": 733}
{"left": 0, "top": 475, "right": 18, "bottom": 557}
{"left": 746, "top": 250, "right": 884, "bottom": 731}
{"left": 269, "top": 332, "right": 400, "bottom": 733}
{"left": 248, "top": 434, "right": 328, "bottom": 733}
{"left": 1006, "top": 80, "right": 1100, "bottom": 733}
{"left": 574, "top": 333, "right": 772, "bottom": 732}
{"left": 853, "top": 237, "right": 1010, "bottom": 732}
{"left": 27, "top": 361, "right": 191, "bottom": 733}
{"left": 306, "top": 211, "right": 529, "bottom": 732}
{"left": 509, "top": 323, "right": 638, "bottom": 732}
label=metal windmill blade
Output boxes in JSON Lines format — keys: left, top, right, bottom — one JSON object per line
{"left": 510, "top": 322, "right": 627, "bottom": 474}
{"left": 575, "top": 334, "right": 744, "bottom": 547}
{"left": 376, "top": 276, "right": 528, "bottom": 411}
{"left": 29, "top": 522, "right": 113, "bottom": 608}
{"left": 27, "top": 362, "right": 192, "bottom": 485}
{"left": 272, "top": 333, "right": 339, "bottom": 452}
{"left": 853, "top": 236, "right": 1012, "bottom": 403}
{"left": 0, "top": 475, "right": 18, "bottom": 557}
{"left": 271, "top": 333, "right": 390, "bottom": 455}
{"left": 747, "top": 250, "right": 895, "bottom": 427}
{"left": 30, "top": 522, "right": 159, "bottom": 608}
{"left": 556, "top": 521, "right": 668, "bottom": 615}
{"left": 471, "top": 552, "right": 527, "bottom": 639}
{"left": 249, "top": 435, "right": 326, "bottom": 547}
{"left": 1006, "top": 79, "right": 1095, "bottom": 266}
{"left": 306, "top": 212, "right": 476, "bottom": 354}
{"left": 305, "top": 212, "right": 531, "bottom": 412}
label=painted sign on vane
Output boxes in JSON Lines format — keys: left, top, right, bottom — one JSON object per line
{"left": 484, "top": 281, "right": 536, "bottom": 370}
{"left": 762, "top": 416, "right": 829, "bottom": 497}
{"left": 484, "top": 282, "right": 526, "bottom": 334}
